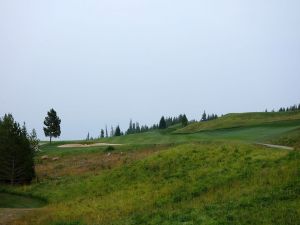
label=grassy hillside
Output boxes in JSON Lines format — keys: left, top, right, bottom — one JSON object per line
{"left": 1, "top": 142, "right": 299, "bottom": 225}
{"left": 176, "top": 111, "right": 300, "bottom": 134}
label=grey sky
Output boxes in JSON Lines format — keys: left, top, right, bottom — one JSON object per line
{"left": 1, "top": 0, "right": 299, "bottom": 140}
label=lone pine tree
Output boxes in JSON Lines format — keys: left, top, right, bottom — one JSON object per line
{"left": 43, "top": 108, "right": 61, "bottom": 143}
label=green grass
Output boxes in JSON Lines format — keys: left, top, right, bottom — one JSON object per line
{"left": 176, "top": 111, "right": 300, "bottom": 133}
{"left": 2, "top": 142, "right": 299, "bottom": 225}
{"left": 267, "top": 127, "right": 300, "bottom": 149}
{"left": 0, "top": 192, "right": 46, "bottom": 208}
{"left": 97, "top": 119, "right": 300, "bottom": 146}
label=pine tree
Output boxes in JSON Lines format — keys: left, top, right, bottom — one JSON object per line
{"left": 201, "top": 111, "right": 207, "bottom": 121}
{"left": 132, "top": 123, "right": 136, "bottom": 133}
{"left": 159, "top": 116, "right": 167, "bottom": 129}
{"left": 110, "top": 126, "right": 114, "bottom": 137}
{"left": 0, "top": 114, "right": 35, "bottom": 184}
{"left": 136, "top": 122, "right": 141, "bottom": 133}
{"left": 115, "top": 125, "right": 121, "bottom": 136}
{"left": 181, "top": 114, "right": 188, "bottom": 127}
{"left": 100, "top": 129, "right": 104, "bottom": 138}
{"left": 128, "top": 119, "right": 133, "bottom": 134}
{"left": 43, "top": 108, "right": 61, "bottom": 144}
{"left": 105, "top": 125, "right": 108, "bottom": 138}
{"left": 86, "top": 132, "right": 90, "bottom": 141}
{"left": 29, "top": 129, "right": 40, "bottom": 152}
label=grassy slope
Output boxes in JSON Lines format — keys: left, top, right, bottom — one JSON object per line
{"left": 176, "top": 111, "right": 300, "bottom": 133}
{"left": 267, "top": 127, "right": 300, "bottom": 149}
{"left": 3, "top": 143, "right": 299, "bottom": 225}
{"left": 100, "top": 121, "right": 300, "bottom": 147}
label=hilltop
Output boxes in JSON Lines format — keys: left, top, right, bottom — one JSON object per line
{"left": 176, "top": 111, "right": 300, "bottom": 133}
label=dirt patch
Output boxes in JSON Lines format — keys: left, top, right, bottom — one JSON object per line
{"left": 0, "top": 208, "right": 34, "bottom": 225}
{"left": 58, "top": 143, "right": 123, "bottom": 148}
{"left": 36, "top": 148, "right": 164, "bottom": 179}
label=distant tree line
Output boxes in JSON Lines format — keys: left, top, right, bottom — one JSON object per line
{"left": 201, "top": 111, "right": 218, "bottom": 122}
{"left": 159, "top": 114, "right": 189, "bottom": 129}
{"left": 264, "top": 103, "right": 300, "bottom": 113}
{"left": 98, "top": 111, "right": 221, "bottom": 138}
{"left": 278, "top": 103, "right": 300, "bottom": 112}
{"left": 98, "top": 114, "right": 190, "bottom": 138}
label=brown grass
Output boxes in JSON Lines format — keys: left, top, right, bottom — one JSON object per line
{"left": 36, "top": 148, "right": 162, "bottom": 180}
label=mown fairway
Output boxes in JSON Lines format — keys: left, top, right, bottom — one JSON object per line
{"left": 1, "top": 112, "right": 300, "bottom": 225}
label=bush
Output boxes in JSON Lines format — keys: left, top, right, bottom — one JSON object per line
{"left": 105, "top": 145, "right": 115, "bottom": 152}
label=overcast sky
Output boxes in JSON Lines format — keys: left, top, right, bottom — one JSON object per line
{"left": 1, "top": 0, "right": 299, "bottom": 140}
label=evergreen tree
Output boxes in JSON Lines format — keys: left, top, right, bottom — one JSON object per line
{"left": 136, "top": 122, "right": 141, "bottom": 133}
{"left": 86, "top": 132, "right": 90, "bottom": 141}
{"left": 0, "top": 114, "right": 35, "bottom": 184}
{"left": 201, "top": 111, "right": 207, "bottom": 121}
{"left": 181, "top": 114, "right": 188, "bottom": 127}
{"left": 159, "top": 116, "right": 167, "bottom": 129}
{"left": 110, "top": 126, "right": 114, "bottom": 137}
{"left": 100, "top": 129, "right": 105, "bottom": 138}
{"left": 115, "top": 125, "right": 121, "bottom": 136}
{"left": 105, "top": 125, "right": 108, "bottom": 138}
{"left": 128, "top": 119, "right": 133, "bottom": 134}
{"left": 29, "top": 129, "right": 40, "bottom": 152}
{"left": 43, "top": 108, "right": 61, "bottom": 144}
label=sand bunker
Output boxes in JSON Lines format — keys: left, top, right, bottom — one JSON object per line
{"left": 58, "top": 143, "right": 123, "bottom": 148}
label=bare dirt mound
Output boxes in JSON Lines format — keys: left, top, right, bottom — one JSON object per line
{"left": 58, "top": 143, "right": 123, "bottom": 148}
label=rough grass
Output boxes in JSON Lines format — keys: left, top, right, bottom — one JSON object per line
{"left": 2, "top": 142, "right": 299, "bottom": 225}
{"left": 0, "top": 192, "right": 46, "bottom": 208}
{"left": 267, "top": 128, "right": 300, "bottom": 149}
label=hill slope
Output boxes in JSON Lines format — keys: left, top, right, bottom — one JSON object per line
{"left": 176, "top": 111, "right": 300, "bottom": 134}
{"left": 2, "top": 142, "right": 299, "bottom": 225}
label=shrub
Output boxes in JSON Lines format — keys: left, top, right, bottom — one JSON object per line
{"left": 105, "top": 145, "right": 115, "bottom": 152}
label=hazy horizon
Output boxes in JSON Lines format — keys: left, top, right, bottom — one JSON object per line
{"left": 1, "top": 0, "right": 300, "bottom": 140}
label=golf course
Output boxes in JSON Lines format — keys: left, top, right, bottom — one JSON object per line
{"left": 1, "top": 111, "right": 299, "bottom": 225}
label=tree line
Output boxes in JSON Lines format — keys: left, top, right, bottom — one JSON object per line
{"left": 200, "top": 111, "right": 218, "bottom": 122}
{"left": 99, "top": 114, "right": 192, "bottom": 138}
{"left": 278, "top": 104, "right": 300, "bottom": 112}
{"left": 264, "top": 103, "right": 300, "bottom": 113}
